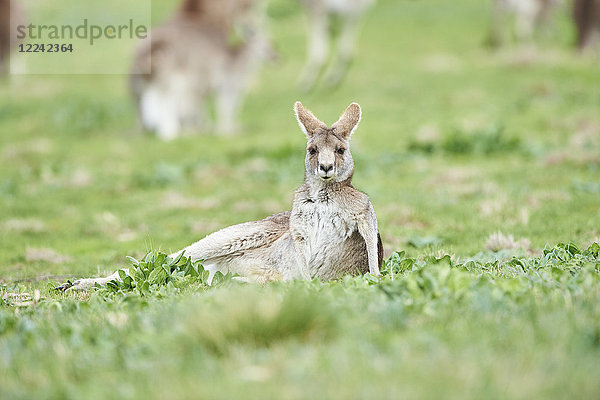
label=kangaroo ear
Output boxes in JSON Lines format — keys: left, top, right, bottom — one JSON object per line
{"left": 294, "top": 102, "right": 327, "bottom": 139}
{"left": 332, "top": 102, "right": 361, "bottom": 139}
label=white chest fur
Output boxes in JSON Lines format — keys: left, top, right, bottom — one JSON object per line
{"left": 293, "top": 198, "right": 357, "bottom": 267}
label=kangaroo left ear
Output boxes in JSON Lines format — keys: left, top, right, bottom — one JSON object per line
{"left": 295, "top": 101, "right": 328, "bottom": 139}
{"left": 332, "top": 102, "right": 361, "bottom": 139}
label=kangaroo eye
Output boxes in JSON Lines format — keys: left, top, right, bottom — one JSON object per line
{"left": 308, "top": 147, "right": 317, "bottom": 155}
{"left": 337, "top": 148, "right": 345, "bottom": 155}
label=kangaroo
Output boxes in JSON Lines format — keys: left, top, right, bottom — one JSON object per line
{"left": 487, "top": 0, "right": 556, "bottom": 48}
{"left": 297, "top": 0, "right": 375, "bottom": 90}
{"left": 56, "top": 102, "right": 383, "bottom": 291}
{"left": 0, "top": 0, "right": 25, "bottom": 74}
{"left": 130, "top": 0, "right": 274, "bottom": 140}
{"left": 573, "top": 0, "right": 600, "bottom": 51}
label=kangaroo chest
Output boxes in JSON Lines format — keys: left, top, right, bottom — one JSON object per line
{"left": 306, "top": 202, "right": 355, "bottom": 239}
{"left": 291, "top": 196, "right": 358, "bottom": 266}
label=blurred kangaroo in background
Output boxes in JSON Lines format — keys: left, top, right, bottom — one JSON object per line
{"left": 0, "top": 0, "right": 24, "bottom": 74}
{"left": 487, "top": 0, "right": 557, "bottom": 47}
{"left": 573, "top": 0, "right": 600, "bottom": 51}
{"left": 297, "top": 0, "right": 375, "bottom": 90}
{"left": 130, "top": 0, "right": 274, "bottom": 140}
{"left": 57, "top": 102, "right": 383, "bottom": 291}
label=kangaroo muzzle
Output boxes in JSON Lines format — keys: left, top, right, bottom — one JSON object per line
{"left": 318, "top": 164, "right": 334, "bottom": 180}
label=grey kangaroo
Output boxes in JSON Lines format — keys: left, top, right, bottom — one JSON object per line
{"left": 297, "top": 0, "right": 375, "bottom": 90}
{"left": 0, "top": 0, "right": 25, "bottom": 74}
{"left": 57, "top": 102, "right": 383, "bottom": 290}
{"left": 130, "top": 0, "right": 273, "bottom": 139}
{"left": 573, "top": 0, "right": 600, "bottom": 52}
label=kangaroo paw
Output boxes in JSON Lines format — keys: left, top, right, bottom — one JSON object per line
{"left": 54, "top": 280, "right": 74, "bottom": 292}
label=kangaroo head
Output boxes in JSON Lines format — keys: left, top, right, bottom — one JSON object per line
{"left": 294, "top": 102, "right": 361, "bottom": 183}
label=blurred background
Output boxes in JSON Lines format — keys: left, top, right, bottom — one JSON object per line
{"left": 0, "top": 0, "right": 599, "bottom": 281}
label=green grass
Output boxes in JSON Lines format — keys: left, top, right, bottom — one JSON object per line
{"left": 1, "top": 0, "right": 599, "bottom": 398}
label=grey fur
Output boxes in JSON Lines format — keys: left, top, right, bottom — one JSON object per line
{"left": 130, "top": 0, "right": 274, "bottom": 139}
{"left": 60, "top": 102, "right": 382, "bottom": 290}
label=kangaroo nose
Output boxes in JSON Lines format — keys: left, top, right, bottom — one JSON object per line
{"left": 319, "top": 164, "right": 333, "bottom": 173}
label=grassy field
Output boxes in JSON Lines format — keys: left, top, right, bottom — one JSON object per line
{"left": 1, "top": 0, "right": 600, "bottom": 398}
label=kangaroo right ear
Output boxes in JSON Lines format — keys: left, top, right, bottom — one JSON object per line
{"left": 331, "top": 102, "right": 361, "bottom": 140}
{"left": 294, "top": 102, "right": 327, "bottom": 139}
